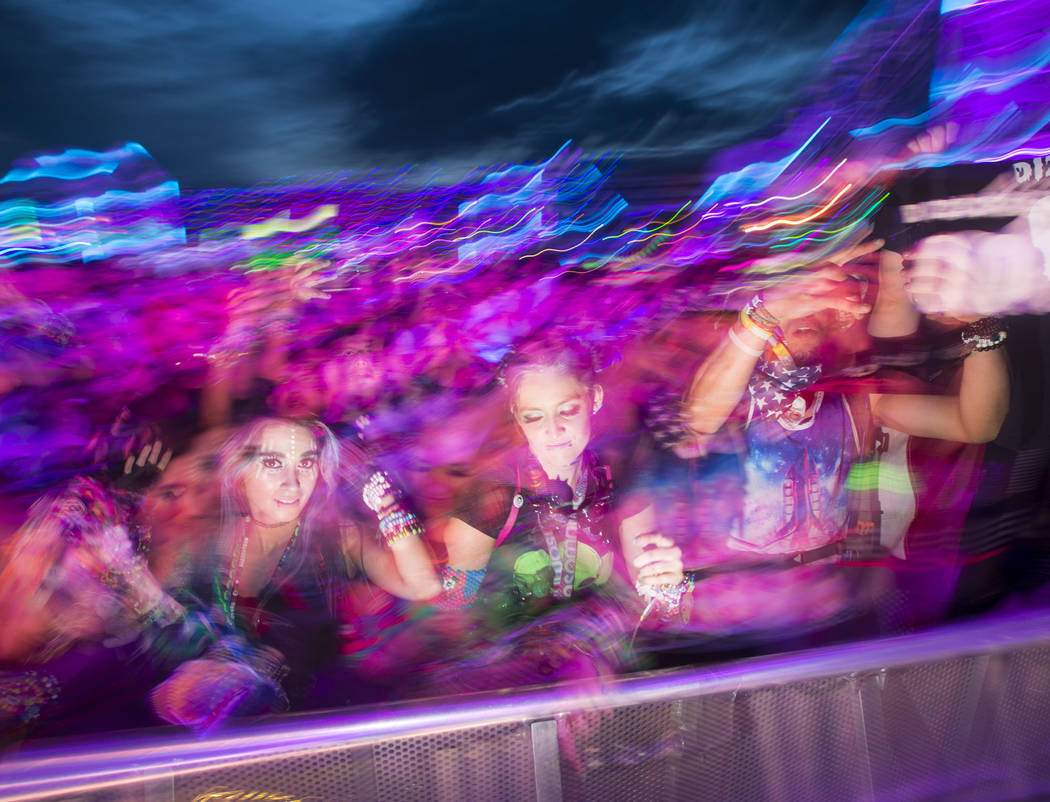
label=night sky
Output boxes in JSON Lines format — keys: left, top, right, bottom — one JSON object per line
{"left": 0, "top": 0, "right": 868, "bottom": 189}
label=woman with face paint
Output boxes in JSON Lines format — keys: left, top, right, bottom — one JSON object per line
{"left": 426, "top": 333, "right": 687, "bottom": 691}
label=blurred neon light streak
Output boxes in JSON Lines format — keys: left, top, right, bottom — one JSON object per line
{"left": 623, "top": 228, "right": 674, "bottom": 248}
{"left": 741, "top": 185, "right": 854, "bottom": 233}
{"left": 769, "top": 192, "right": 889, "bottom": 245}
{"left": 851, "top": 110, "right": 935, "bottom": 138}
{"left": 0, "top": 241, "right": 92, "bottom": 258}
{"left": 449, "top": 208, "right": 538, "bottom": 242}
{"left": 32, "top": 143, "right": 151, "bottom": 165}
{"left": 602, "top": 203, "right": 690, "bottom": 240}
{"left": 562, "top": 198, "right": 627, "bottom": 233}
{"left": 90, "top": 181, "right": 182, "bottom": 209}
{"left": 521, "top": 221, "right": 607, "bottom": 259}
{"left": 1, "top": 162, "right": 119, "bottom": 183}
{"left": 240, "top": 205, "right": 339, "bottom": 240}
{"left": 395, "top": 213, "right": 464, "bottom": 233}
{"left": 693, "top": 118, "right": 831, "bottom": 208}
{"left": 976, "top": 147, "right": 1050, "bottom": 162}
{"left": 741, "top": 160, "right": 848, "bottom": 210}
{"left": 641, "top": 205, "right": 725, "bottom": 248}
{"left": 940, "top": 0, "right": 998, "bottom": 11}
{"left": 932, "top": 50, "right": 1050, "bottom": 103}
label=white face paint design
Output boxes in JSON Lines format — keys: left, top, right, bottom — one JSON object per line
{"left": 240, "top": 421, "right": 320, "bottom": 526}
{"left": 512, "top": 367, "right": 602, "bottom": 482}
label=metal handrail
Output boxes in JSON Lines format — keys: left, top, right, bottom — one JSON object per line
{"left": 3, "top": 607, "right": 1050, "bottom": 801}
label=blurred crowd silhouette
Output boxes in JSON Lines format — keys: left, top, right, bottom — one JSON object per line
{"left": 2, "top": 142, "right": 1050, "bottom": 749}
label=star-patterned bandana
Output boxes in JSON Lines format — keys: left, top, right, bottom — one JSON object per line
{"left": 748, "top": 352, "right": 822, "bottom": 425}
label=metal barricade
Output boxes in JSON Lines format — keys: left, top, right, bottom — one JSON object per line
{"left": 3, "top": 608, "right": 1050, "bottom": 802}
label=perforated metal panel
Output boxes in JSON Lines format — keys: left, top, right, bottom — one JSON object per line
{"left": 558, "top": 700, "right": 689, "bottom": 802}
{"left": 11, "top": 616, "right": 1050, "bottom": 802}
{"left": 694, "top": 676, "right": 869, "bottom": 802}
{"left": 978, "top": 645, "right": 1050, "bottom": 800}
{"left": 556, "top": 676, "right": 870, "bottom": 802}
{"left": 863, "top": 654, "right": 989, "bottom": 800}
{"left": 173, "top": 744, "right": 359, "bottom": 802}
{"left": 372, "top": 721, "right": 535, "bottom": 802}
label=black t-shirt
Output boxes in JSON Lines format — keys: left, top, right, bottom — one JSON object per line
{"left": 454, "top": 450, "right": 623, "bottom": 611}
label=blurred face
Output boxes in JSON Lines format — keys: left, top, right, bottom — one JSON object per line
{"left": 240, "top": 422, "right": 320, "bottom": 526}
{"left": 780, "top": 311, "right": 837, "bottom": 363}
{"left": 321, "top": 337, "right": 384, "bottom": 405}
{"left": 781, "top": 277, "right": 871, "bottom": 365}
{"left": 272, "top": 361, "right": 329, "bottom": 417}
{"left": 512, "top": 367, "right": 602, "bottom": 480}
{"left": 407, "top": 453, "right": 474, "bottom": 519}
{"left": 143, "top": 453, "right": 219, "bottom": 540}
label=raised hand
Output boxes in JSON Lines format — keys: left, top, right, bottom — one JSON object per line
{"left": 761, "top": 263, "right": 874, "bottom": 324}
{"left": 905, "top": 230, "right": 1047, "bottom": 320}
{"left": 117, "top": 439, "right": 173, "bottom": 493}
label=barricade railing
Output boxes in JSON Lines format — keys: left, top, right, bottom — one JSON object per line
{"left": 3, "top": 607, "right": 1050, "bottom": 801}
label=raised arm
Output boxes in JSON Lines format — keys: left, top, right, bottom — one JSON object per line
{"left": 870, "top": 232, "right": 1019, "bottom": 444}
{"left": 871, "top": 347, "right": 1008, "bottom": 443}
{"left": 684, "top": 311, "right": 767, "bottom": 434}
{"left": 432, "top": 515, "right": 496, "bottom": 608}
{"left": 352, "top": 470, "right": 441, "bottom": 601}
{"left": 201, "top": 259, "right": 333, "bottom": 428}
{"left": 341, "top": 522, "right": 441, "bottom": 601}
{"left": 686, "top": 262, "right": 873, "bottom": 434}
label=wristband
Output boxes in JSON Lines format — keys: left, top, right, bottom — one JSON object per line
{"left": 740, "top": 295, "right": 780, "bottom": 342}
{"left": 437, "top": 566, "right": 485, "bottom": 609}
{"left": 960, "top": 317, "right": 1008, "bottom": 352}
{"left": 728, "top": 327, "right": 765, "bottom": 357}
{"left": 636, "top": 573, "right": 695, "bottom": 623}
{"left": 377, "top": 508, "right": 424, "bottom": 545}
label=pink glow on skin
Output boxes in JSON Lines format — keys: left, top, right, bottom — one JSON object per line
{"left": 241, "top": 422, "right": 320, "bottom": 527}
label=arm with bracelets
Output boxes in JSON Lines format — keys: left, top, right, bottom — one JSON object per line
{"left": 358, "top": 470, "right": 441, "bottom": 601}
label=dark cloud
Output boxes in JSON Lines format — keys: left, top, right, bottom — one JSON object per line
{"left": 333, "top": 0, "right": 871, "bottom": 170}
{"left": 0, "top": 0, "right": 869, "bottom": 188}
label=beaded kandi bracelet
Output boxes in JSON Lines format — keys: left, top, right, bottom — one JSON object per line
{"left": 363, "top": 470, "right": 424, "bottom": 546}
{"left": 960, "top": 317, "right": 1008, "bottom": 352}
{"left": 740, "top": 295, "right": 781, "bottom": 342}
{"left": 378, "top": 509, "right": 424, "bottom": 545}
{"left": 636, "top": 573, "right": 695, "bottom": 624}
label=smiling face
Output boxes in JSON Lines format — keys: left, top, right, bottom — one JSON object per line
{"left": 239, "top": 421, "right": 320, "bottom": 526}
{"left": 512, "top": 366, "right": 602, "bottom": 481}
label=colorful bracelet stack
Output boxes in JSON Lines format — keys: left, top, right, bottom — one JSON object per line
{"left": 437, "top": 565, "right": 485, "bottom": 609}
{"left": 636, "top": 573, "right": 695, "bottom": 624}
{"left": 363, "top": 470, "right": 425, "bottom": 546}
{"left": 739, "top": 294, "right": 781, "bottom": 342}
{"left": 960, "top": 316, "right": 1008, "bottom": 352}
{"left": 362, "top": 470, "right": 393, "bottom": 513}
{"left": 378, "top": 508, "right": 424, "bottom": 545}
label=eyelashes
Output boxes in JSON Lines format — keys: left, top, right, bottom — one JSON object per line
{"left": 520, "top": 405, "right": 582, "bottom": 425}
{"left": 258, "top": 457, "right": 317, "bottom": 470}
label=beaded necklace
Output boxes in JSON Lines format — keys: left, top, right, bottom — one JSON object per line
{"left": 528, "top": 454, "right": 595, "bottom": 600}
{"left": 224, "top": 520, "right": 301, "bottom": 627}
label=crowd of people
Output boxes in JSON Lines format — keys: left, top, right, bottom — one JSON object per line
{"left": 1, "top": 160, "right": 1049, "bottom": 751}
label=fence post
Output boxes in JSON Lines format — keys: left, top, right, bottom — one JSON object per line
{"left": 530, "top": 719, "right": 563, "bottom": 802}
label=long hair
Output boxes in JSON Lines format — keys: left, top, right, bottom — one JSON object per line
{"left": 216, "top": 417, "right": 341, "bottom": 580}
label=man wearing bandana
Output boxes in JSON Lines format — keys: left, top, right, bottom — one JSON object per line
{"left": 681, "top": 242, "right": 1010, "bottom": 642}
